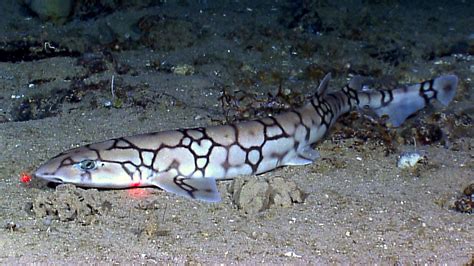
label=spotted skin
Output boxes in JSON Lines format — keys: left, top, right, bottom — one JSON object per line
{"left": 35, "top": 74, "right": 458, "bottom": 202}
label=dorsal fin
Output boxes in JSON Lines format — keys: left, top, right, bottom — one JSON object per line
{"left": 315, "top": 73, "right": 331, "bottom": 97}
{"left": 348, "top": 75, "right": 365, "bottom": 91}
{"left": 348, "top": 75, "right": 374, "bottom": 91}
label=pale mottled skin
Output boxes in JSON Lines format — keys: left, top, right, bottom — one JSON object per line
{"left": 35, "top": 74, "right": 458, "bottom": 202}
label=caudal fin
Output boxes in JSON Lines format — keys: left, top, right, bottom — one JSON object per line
{"left": 431, "top": 75, "right": 458, "bottom": 105}
{"left": 359, "top": 75, "right": 458, "bottom": 127}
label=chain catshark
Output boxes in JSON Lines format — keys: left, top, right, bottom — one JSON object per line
{"left": 34, "top": 74, "right": 458, "bottom": 202}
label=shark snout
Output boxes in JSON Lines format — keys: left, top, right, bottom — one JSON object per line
{"left": 34, "top": 165, "right": 65, "bottom": 183}
{"left": 34, "top": 171, "right": 64, "bottom": 184}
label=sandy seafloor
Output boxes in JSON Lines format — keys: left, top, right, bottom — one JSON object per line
{"left": 0, "top": 0, "right": 473, "bottom": 264}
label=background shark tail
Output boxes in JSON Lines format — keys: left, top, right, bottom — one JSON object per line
{"left": 356, "top": 75, "right": 458, "bottom": 127}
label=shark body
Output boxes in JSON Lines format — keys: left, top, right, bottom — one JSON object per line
{"left": 35, "top": 74, "right": 458, "bottom": 202}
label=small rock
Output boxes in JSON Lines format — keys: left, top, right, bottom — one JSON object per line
{"left": 283, "top": 251, "right": 302, "bottom": 258}
{"left": 0, "top": 114, "right": 9, "bottom": 123}
{"left": 142, "top": 217, "right": 170, "bottom": 238}
{"left": 172, "top": 64, "right": 195, "bottom": 75}
{"left": 5, "top": 221, "right": 19, "bottom": 232}
{"left": 270, "top": 177, "right": 305, "bottom": 207}
{"left": 229, "top": 176, "right": 305, "bottom": 214}
{"left": 33, "top": 184, "right": 102, "bottom": 225}
{"left": 397, "top": 151, "right": 424, "bottom": 169}
{"left": 230, "top": 177, "right": 271, "bottom": 214}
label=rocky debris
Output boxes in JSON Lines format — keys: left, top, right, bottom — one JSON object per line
{"left": 453, "top": 183, "right": 474, "bottom": 214}
{"left": 229, "top": 176, "right": 305, "bottom": 214}
{"left": 32, "top": 184, "right": 104, "bottom": 225}
{"left": 23, "top": 0, "right": 73, "bottom": 23}
{"left": 137, "top": 15, "right": 199, "bottom": 51}
{"left": 279, "top": 0, "right": 324, "bottom": 34}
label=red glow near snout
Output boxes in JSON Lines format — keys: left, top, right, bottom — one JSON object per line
{"left": 127, "top": 188, "right": 150, "bottom": 199}
{"left": 127, "top": 182, "right": 150, "bottom": 199}
{"left": 19, "top": 172, "right": 32, "bottom": 184}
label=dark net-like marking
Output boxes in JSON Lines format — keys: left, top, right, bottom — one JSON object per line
{"left": 238, "top": 116, "right": 294, "bottom": 174}
{"left": 290, "top": 109, "right": 312, "bottom": 145}
{"left": 264, "top": 116, "right": 291, "bottom": 140}
{"left": 108, "top": 125, "right": 234, "bottom": 180}
{"left": 49, "top": 144, "right": 102, "bottom": 178}
{"left": 50, "top": 138, "right": 164, "bottom": 182}
{"left": 324, "top": 94, "right": 341, "bottom": 115}
{"left": 55, "top": 84, "right": 345, "bottom": 182}
{"left": 80, "top": 171, "right": 92, "bottom": 183}
{"left": 36, "top": 75, "right": 454, "bottom": 201}
{"left": 255, "top": 117, "right": 293, "bottom": 171}
{"left": 173, "top": 176, "right": 209, "bottom": 199}
{"left": 161, "top": 159, "right": 180, "bottom": 173}
{"left": 381, "top": 90, "right": 394, "bottom": 107}
{"left": 342, "top": 85, "right": 360, "bottom": 108}
{"left": 219, "top": 124, "right": 240, "bottom": 175}
{"left": 310, "top": 95, "right": 334, "bottom": 129}
{"left": 321, "top": 100, "right": 334, "bottom": 127}
{"left": 419, "top": 79, "right": 436, "bottom": 104}
{"left": 193, "top": 115, "right": 292, "bottom": 176}
{"left": 98, "top": 138, "right": 160, "bottom": 181}
{"left": 181, "top": 128, "right": 215, "bottom": 175}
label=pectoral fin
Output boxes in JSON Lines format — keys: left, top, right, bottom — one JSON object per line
{"left": 150, "top": 173, "right": 221, "bottom": 202}
{"left": 284, "top": 146, "right": 320, "bottom": 166}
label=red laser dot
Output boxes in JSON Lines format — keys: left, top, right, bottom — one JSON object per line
{"left": 130, "top": 182, "right": 141, "bottom": 187}
{"left": 20, "top": 172, "right": 32, "bottom": 184}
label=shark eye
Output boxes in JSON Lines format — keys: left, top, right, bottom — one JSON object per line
{"left": 79, "top": 159, "right": 97, "bottom": 170}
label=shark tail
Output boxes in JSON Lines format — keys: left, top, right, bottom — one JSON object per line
{"left": 355, "top": 75, "right": 458, "bottom": 127}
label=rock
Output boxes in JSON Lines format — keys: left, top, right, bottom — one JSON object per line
{"left": 230, "top": 177, "right": 271, "bottom": 214}
{"left": 229, "top": 176, "right": 305, "bottom": 214}
{"left": 172, "top": 64, "right": 195, "bottom": 75}
{"left": 25, "top": 0, "right": 73, "bottom": 23}
{"left": 270, "top": 177, "right": 305, "bottom": 208}
{"left": 137, "top": 15, "right": 198, "bottom": 51}
{"left": 32, "top": 184, "right": 103, "bottom": 225}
